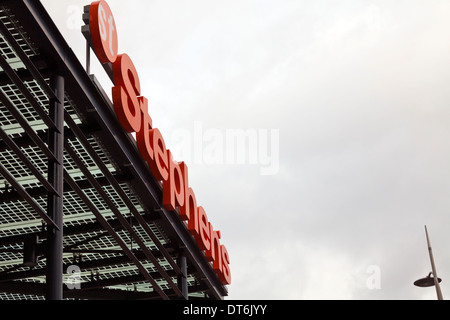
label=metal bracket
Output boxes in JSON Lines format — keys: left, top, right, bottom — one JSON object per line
{"left": 23, "top": 235, "right": 45, "bottom": 267}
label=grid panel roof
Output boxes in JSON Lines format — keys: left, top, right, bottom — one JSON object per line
{"left": 0, "top": 2, "right": 219, "bottom": 300}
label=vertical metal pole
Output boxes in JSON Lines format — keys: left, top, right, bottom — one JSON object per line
{"left": 46, "top": 75, "right": 65, "bottom": 300}
{"left": 86, "top": 40, "right": 90, "bottom": 74}
{"left": 425, "top": 225, "right": 443, "bottom": 300}
{"left": 177, "top": 250, "right": 188, "bottom": 300}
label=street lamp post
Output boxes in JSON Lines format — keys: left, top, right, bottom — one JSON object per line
{"left": 413, "top": 225, "right": 443, "bottom": 300}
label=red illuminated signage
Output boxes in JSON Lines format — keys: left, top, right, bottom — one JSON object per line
{"left": 88, "top": 0, "right": 231, "bottom": 285}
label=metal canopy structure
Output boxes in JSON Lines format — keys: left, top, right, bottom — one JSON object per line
{"left": 0, "top": 0, "right": 228, "bottom": 300}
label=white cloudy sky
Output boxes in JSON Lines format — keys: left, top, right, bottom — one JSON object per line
{"left": 41, "top": 0, "right": 450, "bottom": 300}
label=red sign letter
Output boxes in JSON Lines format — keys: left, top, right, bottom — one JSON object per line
{"left": 89, "top": 0, "right": 118, "bottom": 64}
{"left": 112, "top": 54, "right": 142, "bottom": 133}
{"left": 163, "top": 151, "right": 185, "bottom": 210}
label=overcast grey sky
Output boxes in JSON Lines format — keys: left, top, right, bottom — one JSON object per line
{"left": 42, "top": 0, "right": 450, "bottom": 299}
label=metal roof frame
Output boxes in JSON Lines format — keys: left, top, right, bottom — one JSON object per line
{"left": 0, "top": 0, "right": 227, "bottom": 300}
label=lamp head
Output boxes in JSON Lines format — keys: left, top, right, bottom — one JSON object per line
{"left": 414, "top": 272, "right": 442, "bottom": 287}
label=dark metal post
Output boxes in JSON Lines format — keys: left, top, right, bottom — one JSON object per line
{"left": 425, "top": 225, "right": 443, "bottom": 300}
{"left": 45, "top": 74, "right": 65, "bottom": 300}
{"left": 86, "top": 40, "right": 90, "bottom": 74}
{"left": 177, "top": 250, "right": 188, "bottom": 300}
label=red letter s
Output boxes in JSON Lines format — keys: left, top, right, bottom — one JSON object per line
{"left": 112, "top": 53, "right": 142, "bottom": 133}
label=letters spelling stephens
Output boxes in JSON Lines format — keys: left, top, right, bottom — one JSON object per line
{"left": 88, "top": 0, "right": 231, "bottom": 285}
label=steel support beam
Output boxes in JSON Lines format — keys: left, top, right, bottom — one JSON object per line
{"left": 45, "top": 74, "right": 64, "bottom": 300}
{"left": 0, "top": 171, "right": 131, "bottom": 204}
{"left": 177, "top": 250, "right": 188, "bottom": 300}
{"left": 0, "top": 123, "right": 100, "bottom": 152}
